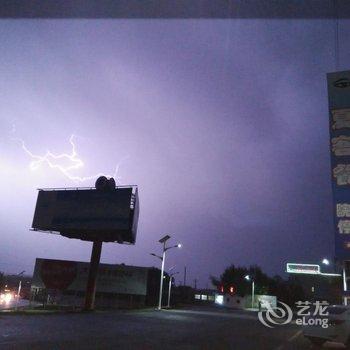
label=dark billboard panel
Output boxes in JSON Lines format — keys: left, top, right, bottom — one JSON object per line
{"left": 32, "top": 187, "right": 139, "bottom": 244}
{"left": 327, "top": 71, "right": 350, "bottom": 260}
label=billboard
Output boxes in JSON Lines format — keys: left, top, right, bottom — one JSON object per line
{"left": 32, "top": 258, "right": 148, "bottom": 296}
{"left": 328, "top": 71, "right": 350, "bottom": 260}
{"left": 286, "top": 263, "right": 321, "bottom": 275}
{"left": 32, "top": 186, "right": 139, "bottom": 244}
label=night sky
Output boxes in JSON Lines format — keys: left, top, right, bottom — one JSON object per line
{"left": 1, "top": 19, "right": 350, "bottom": 288}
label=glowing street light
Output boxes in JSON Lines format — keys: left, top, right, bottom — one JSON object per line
{"left": 322, "top": 258, "right": 330, "bottom": 266}
{"left": 245, "top": 275, "right": 255, "bottom": 309}
{"left": 150, "top": 235, "right": 182, "bottom": 310}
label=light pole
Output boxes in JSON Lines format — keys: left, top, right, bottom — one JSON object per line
{"left": 15, "top": 270, "right": 25, "bottom": 311}
{"left": 150, "top": 235, "right": 182, "bottom": 310}
{"left": 245, "top": 275, "right": 255, "bottom": 309}
{"left": 167, "top": 271, "right": 179, "bottom": 308}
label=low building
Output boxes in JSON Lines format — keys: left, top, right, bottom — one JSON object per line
{"left": 214, "top": 293, "right": 277, "bottom": 310}
{"left": 31, "top": 258, "right": 150, "bottom": 308}
{"left": 194, "top": 289, "right": 216, "bottom": 303}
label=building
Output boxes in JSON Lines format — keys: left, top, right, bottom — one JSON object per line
{"left": 31, "top": 258, "right": 150, "bottom": 308}
{"left": 194, "top": 289, "right": 216, "bottom": 303}
{"left": 214, "top": 293, "right": 276, "bottom": 310}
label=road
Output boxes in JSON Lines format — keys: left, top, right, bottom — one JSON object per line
{"left": 0, "top": 305, "right": 346, "bottom": 349}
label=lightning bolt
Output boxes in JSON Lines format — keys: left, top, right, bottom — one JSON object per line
{"left": 13, "top": 134, "right": 127, "bottom": 184}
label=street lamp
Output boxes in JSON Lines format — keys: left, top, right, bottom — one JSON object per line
{"left": 245, "top": 275, "right": 255, "bottom": 309}
{"left": 15, "top": 270, "right": 25, "bottom": 311}
{"left": 322, "top": 258, "right": 330, "bottom": 266}
{"left": 150, "top": 253, "right": 163, "bottom": 261}
{"left": 167, "top": 271, "right": 179, "bottom": 308}
{"left": 150, "top": 235, "right": 182, "bottom": 310}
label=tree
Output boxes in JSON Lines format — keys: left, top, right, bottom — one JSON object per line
{"left": 210, "top": 264, "right": 271, "bottom": 297}
{"left": 211, "top": 264, "right": 306, "bottom": 304}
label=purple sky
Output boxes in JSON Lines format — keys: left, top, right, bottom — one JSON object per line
{"left": 1, "top": 19, "right": 350, "bottom": 288}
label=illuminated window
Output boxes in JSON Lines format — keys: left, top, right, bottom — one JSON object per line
{"left": 195, "top": 294, "right": 201, "bottom": 300}
{"left": 208, "top": 295, "right": 214, "bottom": 301}
{"left": 201, "top": 295, "right": 208, "bottom": 300}
{"left": 215, "top": 295, "right": 224, "bottom": 305}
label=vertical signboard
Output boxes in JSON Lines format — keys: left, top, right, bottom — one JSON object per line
{"left": 327, "top": 71, "right": 350, "bottom": 260}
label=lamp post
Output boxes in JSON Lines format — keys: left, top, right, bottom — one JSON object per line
{"left": 15, "top": 270, "right": 25, "bottom": 311}
{"left": 320, "top": 258, "right": 347, "bottom": 304}
{"left": 245, "top": 275, "right": 255, "bottom": 309}
{"left": 150, "top": 235, "right": 182, "bottom": 310}
{"left": 167, "top": 271, "right": 179, "bottom": 308}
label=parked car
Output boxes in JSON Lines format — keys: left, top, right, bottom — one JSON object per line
{"left": 303, "top": 305, "right": 350, "bottom": 348}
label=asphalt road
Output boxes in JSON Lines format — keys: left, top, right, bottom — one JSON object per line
{"left": 0, "top": 305, "right": 346, "bottom": 350}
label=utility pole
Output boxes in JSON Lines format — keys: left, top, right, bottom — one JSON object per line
{"left": 158, "top": 243, "right": 166, "bottom": 310}
{"left": 194, "top": 279, "right": 197, "bottom": 290}
{"left": 167, "top": 272, "right": 179, "bottom": 308}
{"left": 15, "top": 270, "right": 25, "bottom": 311}
{"left": 184, "top": 266, "right": 187, "bottom": 286}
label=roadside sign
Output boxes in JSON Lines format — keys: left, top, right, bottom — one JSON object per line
{"left": 327, "top": 71, "right": 350, "bottom": 260}
{"left": 286, "top": 263, "right": 320, "bottom": 275}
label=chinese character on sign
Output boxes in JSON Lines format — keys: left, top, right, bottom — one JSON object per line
{"left": 333, "top": 164, "right": 350, "bottom": 185}
{"left": 332, "top": 136, "right": 350, "bottom": 156}
{"left": 332, "top": 109, "right": 350, "bottom": 130}
{"left": 337, "top": 203, "right": 350, "bottom": 217}
{"left": 338, "top": 220, "right": 350, "bottom": 234}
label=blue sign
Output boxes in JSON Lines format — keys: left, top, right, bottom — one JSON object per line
{"left": 327, "top": 71, "right": 350, "bottom": 260}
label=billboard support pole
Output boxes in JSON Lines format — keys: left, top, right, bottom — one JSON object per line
{"left": 84, "top": 240, "right": 102, "bottom": 311}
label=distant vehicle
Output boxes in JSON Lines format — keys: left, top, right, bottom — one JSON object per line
{"left": 303, "top": 305, "right": 350, "bottom": 347}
